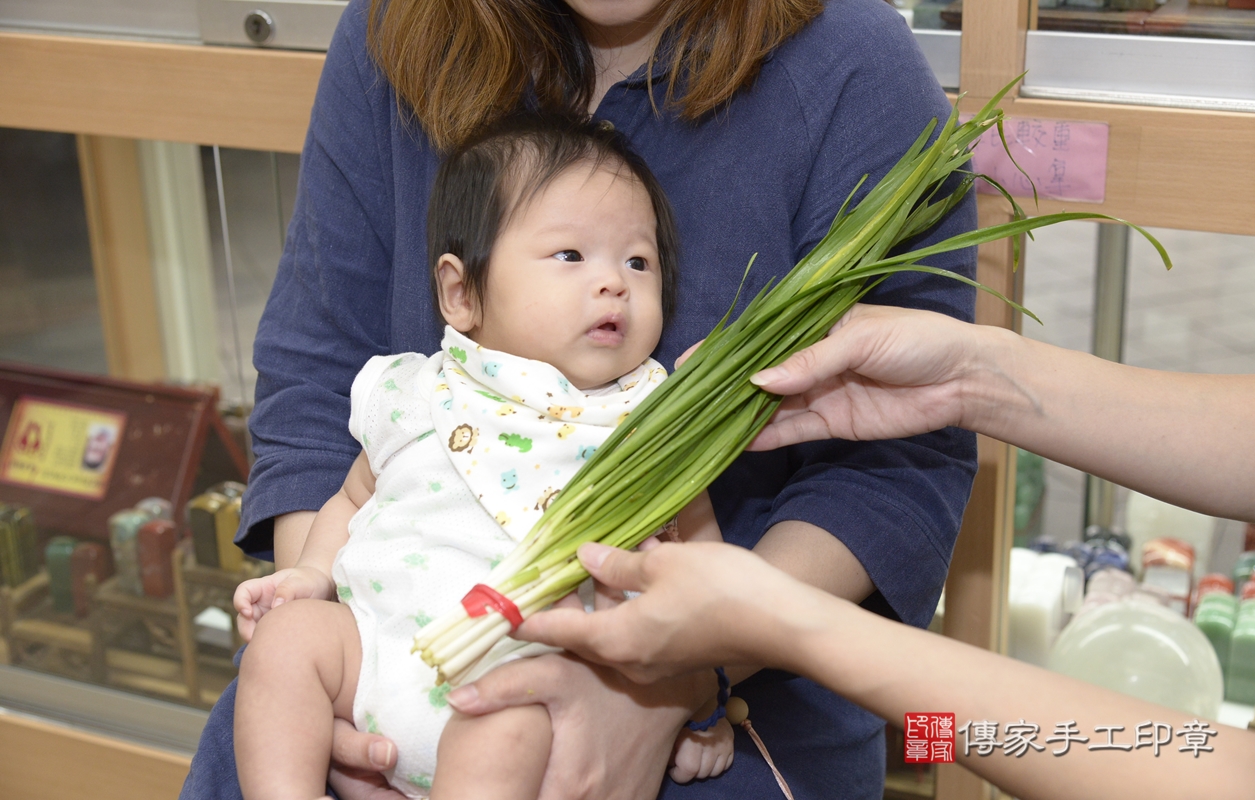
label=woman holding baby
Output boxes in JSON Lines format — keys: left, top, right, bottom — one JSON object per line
{"left": 180, "top": 2, "right": 978, "bottom": 798}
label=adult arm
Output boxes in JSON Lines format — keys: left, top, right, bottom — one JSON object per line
{"left": 515, "top": 542, "right": 1255, "bottom": 800}
{"left": 239, "top": 0, "right": 397, "bottom": 563}
{"left": 221, "top": 4, "right": 407, "bottom": 797}
{"left": 750, "top": 304, "right": 1255, "bottom": 522}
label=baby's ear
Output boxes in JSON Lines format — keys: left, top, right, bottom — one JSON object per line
{"left": 435, "top": 253, "right": 479, "bottom": 332}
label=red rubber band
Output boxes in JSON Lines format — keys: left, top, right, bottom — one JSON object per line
{"left": 460, "top": 584, "right": 524, "bottom": 631}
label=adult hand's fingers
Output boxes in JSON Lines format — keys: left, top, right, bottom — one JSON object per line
{"left": 514, "top": 606, "right": 609, "bottom": 657}
{"left": 750, "top": 304, "right": 876, "bottom": 392}
{"left": 514, "top": 547, "right": 649, "bottom": 664}
{"left": 673, "top": 340, "right": 703, "bottom": 370}
{"left": 550, "top": 591, "right": 583, "bottom": 610}
{"left": 578, "top": 543, "right": 649, "bottom": 593}
{"left": 327, "top": 765, "right": 407, "bottom": 800}
{"left": 594, "top": 579, "right": 626, "bottom": 610}
{"left": 446, "top": 654, "right": 564, "bottom": 716}
{"left": 750, "top": 335, "right": 847, "bottom": 396}
{"left": 330, "top": 717, "right": 397, "bottom": 772}
{"left": 747, "top": 408, "right": 840, "bottom": 451}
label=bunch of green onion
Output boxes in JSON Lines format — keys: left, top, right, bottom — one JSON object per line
{"left": 414, "top": 79, "right": 1171, "bottom": 685}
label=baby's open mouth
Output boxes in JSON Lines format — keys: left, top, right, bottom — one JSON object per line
{"left": 588, "top": 315, "right": 626, "bottom": 343}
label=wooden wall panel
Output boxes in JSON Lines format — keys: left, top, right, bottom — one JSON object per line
{"left": 940, "top": 4, "right": 1032, "bottom": 798}
{"left": 1, "top": 31, "right": 1252, "bottom": 233}
{"left": 935, "top": 197, "right": 1021, "bottom": 800}
{"left": 980, "top": 97, "right": 1255, "bottom": 236}
{"left": 0, "top": 33, "right": 322, "bottom": 153}
{"left": 77, "top": 135, "right": 166, "bottom": 381}
{"left": 959, "top": 0, "right": 1031, "bottom": 98}
{"left": 0, "top": 714, "right": 189, "bottom": 800}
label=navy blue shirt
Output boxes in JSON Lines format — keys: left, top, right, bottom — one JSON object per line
{"left": 187, "top": 0, "right": 979, "bottom": 798}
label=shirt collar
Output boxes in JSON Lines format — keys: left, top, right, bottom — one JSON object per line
{"left": 614, "top": 32, "right": 777, "bottom": 93}
{"left": 616, "top": 30, "right": 680, "bottom": 89}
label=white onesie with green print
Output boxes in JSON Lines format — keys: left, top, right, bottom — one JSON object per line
{"left": 330, "top": 326, "right": 666, "bottom": 797}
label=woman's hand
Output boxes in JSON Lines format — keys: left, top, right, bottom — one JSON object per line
{"left": 446, "top": 652, "right": 708, "bottom": 800}
{"left": 747, "top": 304, "right": 984, "bottom": 450}
{"left": 515, "top": 541, "right": 822, "bottom": 684}
{"left": 326, "top": 719, "right": 406, "bottom": 800}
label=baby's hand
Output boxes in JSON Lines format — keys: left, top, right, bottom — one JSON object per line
{"left": 233, "top": 567, "right": 336, "bottom": 642}
{"left": 669, "top": 717, "right": 734, "bottom": 783}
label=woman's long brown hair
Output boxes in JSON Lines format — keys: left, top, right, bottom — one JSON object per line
{"left": 368, "top": 0, "right": 823, "bottom": 151}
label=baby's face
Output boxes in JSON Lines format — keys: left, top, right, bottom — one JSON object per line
{"left": 469, "top": 162, "right": 664, "bottom": 390}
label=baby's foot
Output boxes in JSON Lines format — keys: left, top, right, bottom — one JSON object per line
{"left": 669, "top": 717, "right": 734, "bottom": 783}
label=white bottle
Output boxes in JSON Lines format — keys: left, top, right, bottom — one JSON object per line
{"left": 1008, "top": 548, "right": 1084, "bottom": 666}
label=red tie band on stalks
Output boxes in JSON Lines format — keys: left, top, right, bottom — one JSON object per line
{"left": 460, "top": 584, "right": 524, "bottom": 631}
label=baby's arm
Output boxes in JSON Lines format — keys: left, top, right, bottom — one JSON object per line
{"left": 675, "top": 491, "right": 724, "bottom": 543}
{"left": 235, "top": 452, "right": 377, "bottom": 640}
{"left": 292, "top": 450, "right": 376, "bottom": 578}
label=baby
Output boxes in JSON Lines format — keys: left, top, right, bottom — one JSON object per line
{"left": 232, "top": 115, "right": 732, "bottom": 800}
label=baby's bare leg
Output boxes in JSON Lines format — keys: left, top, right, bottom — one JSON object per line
{"left": 236, "top": 599, "right": 362, "bottom": 800}
{"left": 431, "top": 705, "right": 551, "bottom": 800}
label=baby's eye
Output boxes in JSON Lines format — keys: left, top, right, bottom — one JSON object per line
{"left": 627, "top": 257, "right": 648, "bottom": 272}
{"left": 554, "top": 250, "right": 583, "bottom": 262}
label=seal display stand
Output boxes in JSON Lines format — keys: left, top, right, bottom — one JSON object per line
{"left": 85, "top": 540, "right": 269, "bottom": 708}
{"left": 0, "top": 362, "right": 251, "bottom": 707}
{"left": 1, "top": 570, "right": 98, "bottom": 682}
{"left": 2, "top": 541, "right": 270, "bottom": 708}
{"left": 0, "top": 361, "right": 249, "bottom": 542}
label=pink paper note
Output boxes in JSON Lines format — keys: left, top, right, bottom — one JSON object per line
{"left": 968, "top": 117, "right": 1109, "bottom": 204}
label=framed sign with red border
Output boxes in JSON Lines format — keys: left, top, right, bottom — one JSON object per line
{"left": 0, "top": 362, "right": 248, "bottom": 540}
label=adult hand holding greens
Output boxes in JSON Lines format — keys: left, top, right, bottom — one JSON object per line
{"left": 749, "top": 304, "right": 1255, "bottom": 521}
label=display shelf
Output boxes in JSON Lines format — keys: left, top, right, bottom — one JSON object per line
{"left": 945, "top": 0, "right": 1255, "bottom": 40}
{"left": 90, "top": 574, "right": 191, "bottom": 703}
{"left": 1, "top": 542, "right": 261, "bottom": 711}
{"left": 2, "top": 572, "right": 100, "bottom": 683}
{"left": 1218, "top": 700, "right": 1255, "bottom": 730}
{"left": 173, "top": 539, "right": 268, "bottom": 707}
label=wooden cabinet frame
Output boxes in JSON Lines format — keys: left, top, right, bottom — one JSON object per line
{"left": 941, "top": 3, "right": 1252, "bottom": 798}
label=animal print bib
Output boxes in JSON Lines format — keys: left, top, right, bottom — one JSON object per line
{"left": 429, "top": 327, "right": 666, "bottom": 542}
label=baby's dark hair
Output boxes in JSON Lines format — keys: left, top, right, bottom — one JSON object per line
{"left": 427, "top": 114, "right": 680, "bottom": 322}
